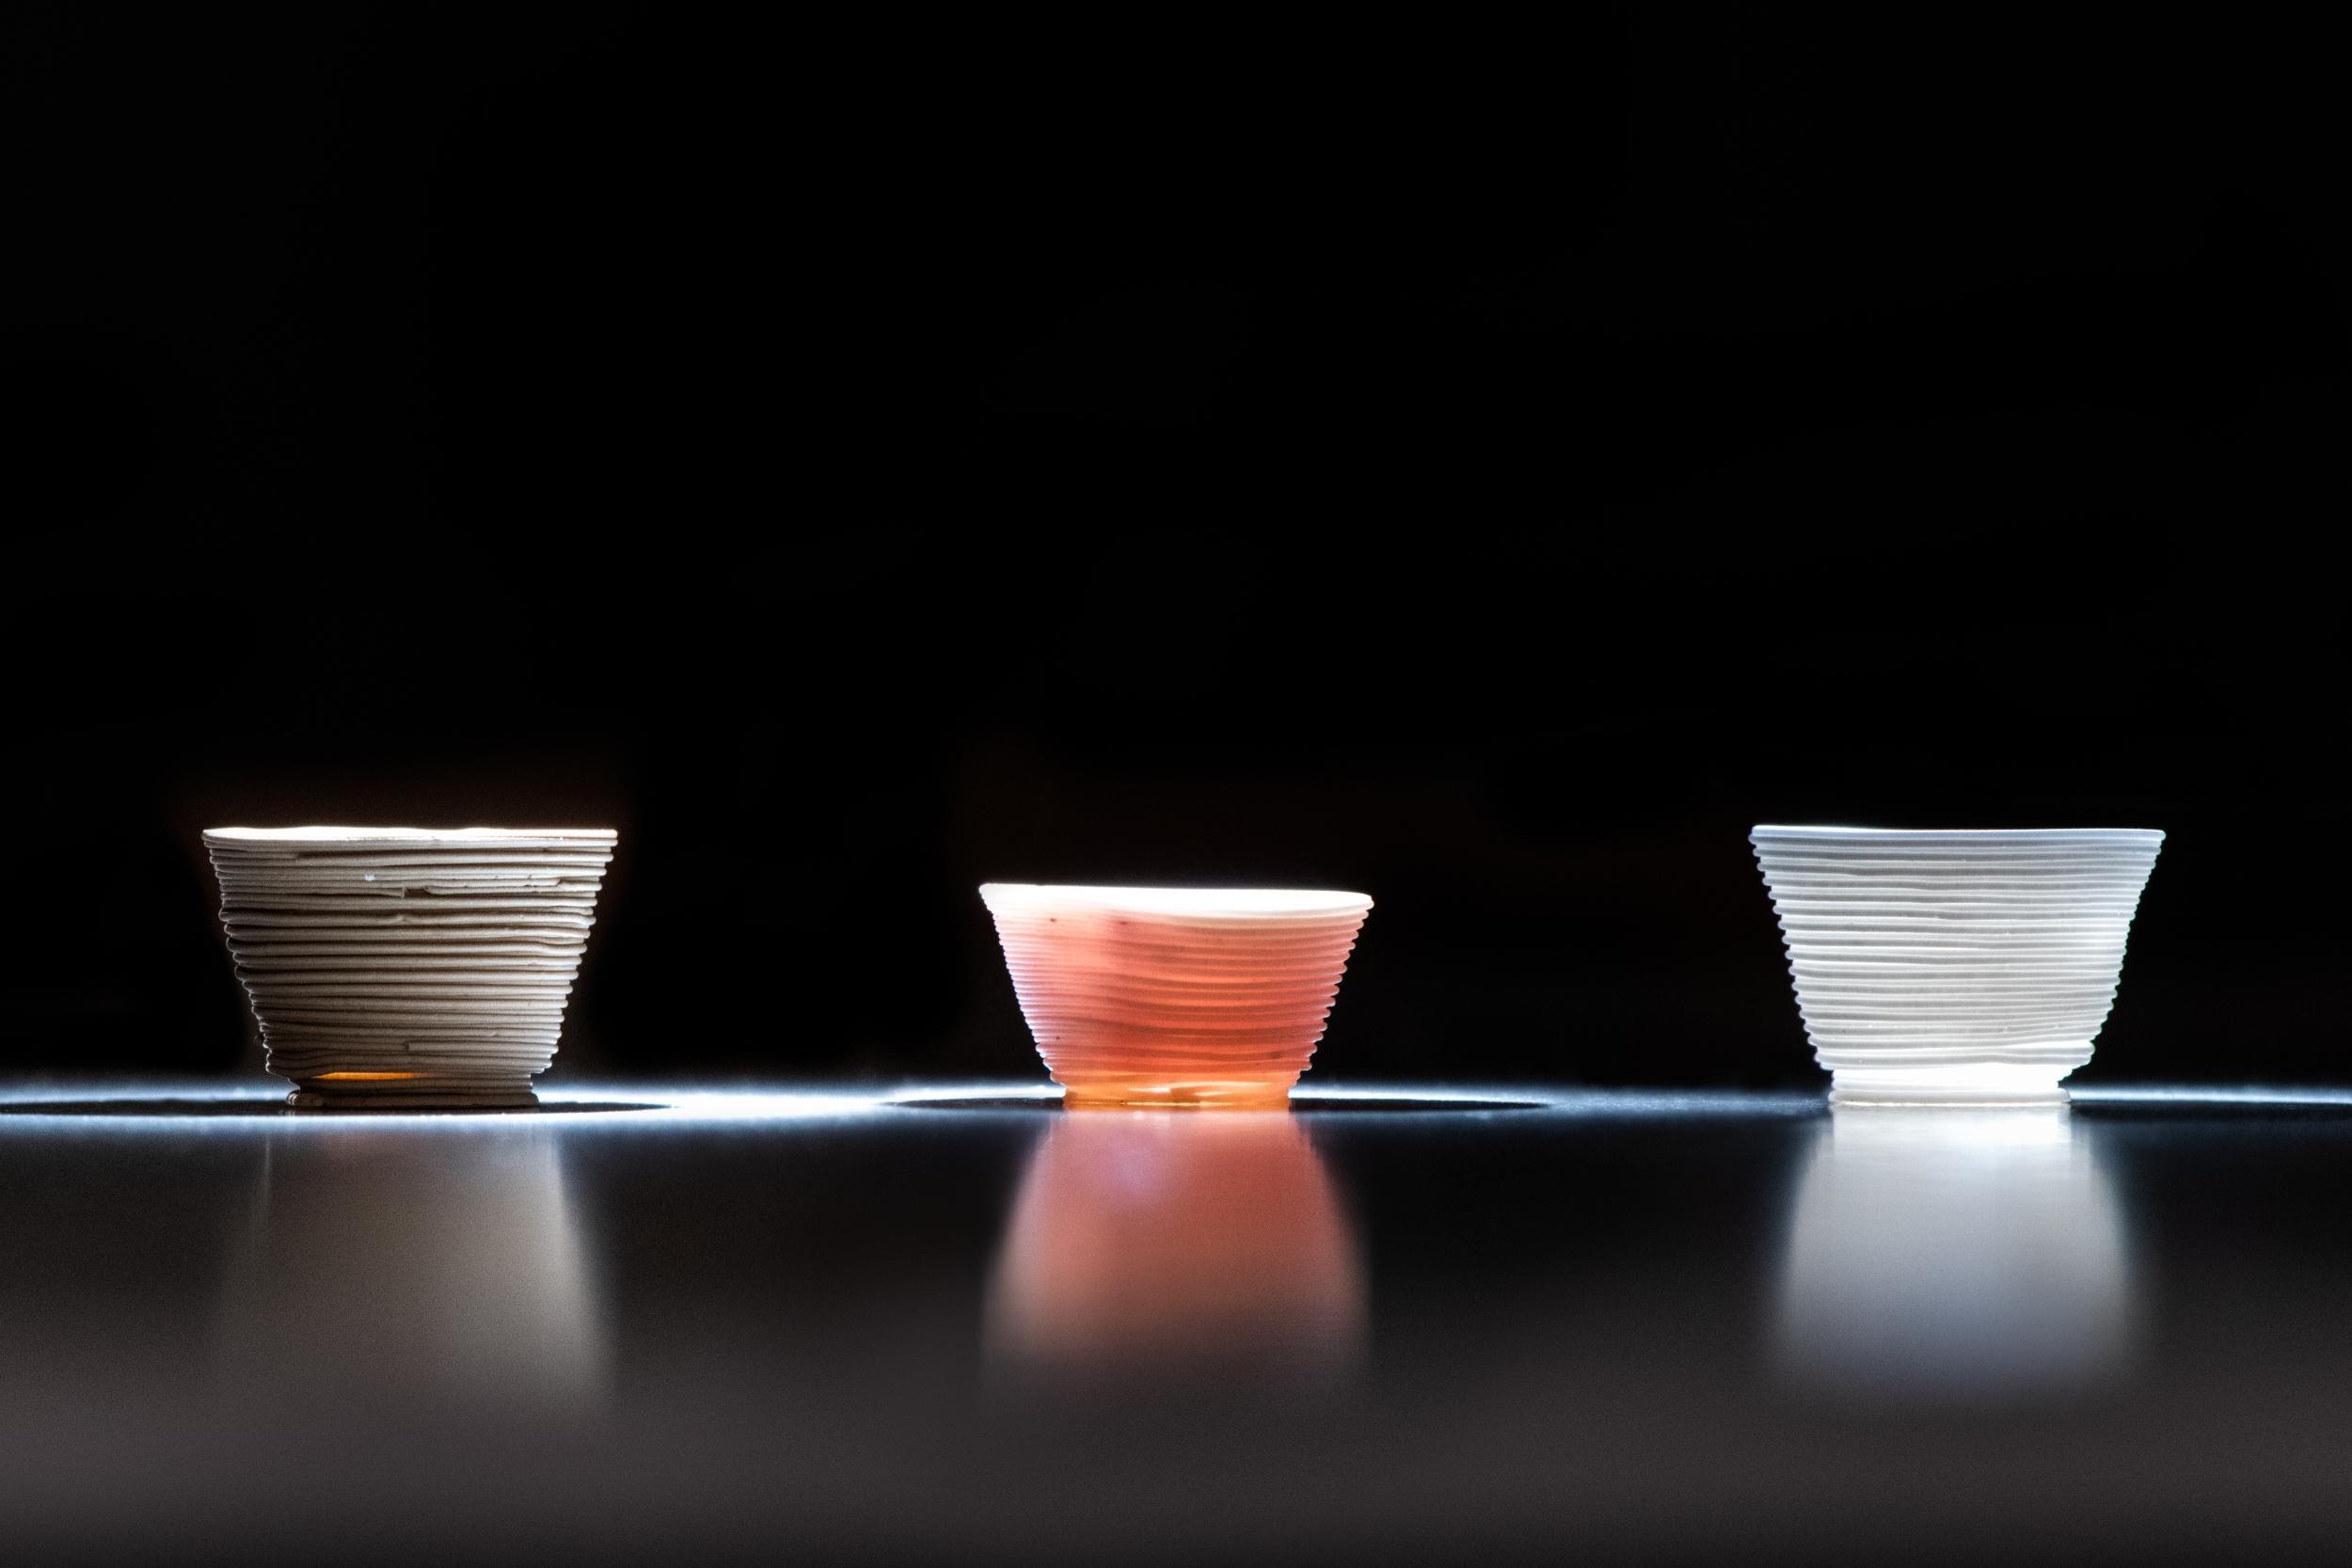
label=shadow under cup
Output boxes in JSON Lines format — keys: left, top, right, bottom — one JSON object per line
{"left": 978, "top": 885, "right": 1374, "bottom": 1109}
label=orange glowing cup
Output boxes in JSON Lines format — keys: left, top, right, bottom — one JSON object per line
{"left": 978, "top": 884, "right": 1374, "bottom": 1108}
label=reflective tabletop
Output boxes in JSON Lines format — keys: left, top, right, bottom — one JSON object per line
{"left": 4, "top": 1080, "right": 2348, "bottom": 1564}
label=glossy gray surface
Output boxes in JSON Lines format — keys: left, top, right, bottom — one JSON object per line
{"left": 3, "top": 1080, "right": 2348, "bottom": 1564}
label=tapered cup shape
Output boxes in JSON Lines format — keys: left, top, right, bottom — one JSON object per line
{"left": 1751, "top": 827, "right": 2163, "bottom": 1105}
{"left": 978, "top": 884, "right": 1373, "bottom": 1108}
{"left": 204, "top": 827, "right": 617, "bottom": 1108}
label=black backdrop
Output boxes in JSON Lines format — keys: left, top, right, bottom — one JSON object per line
{"left": 8, "top": 22, "right": 2335, "bottom": 1087}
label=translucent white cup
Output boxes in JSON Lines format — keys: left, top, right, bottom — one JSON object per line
{"left": 204, "top": 827, "right": 617, "bottom": 1108}
{"left": 977, "top": 884, "right": 1374, "bottom": 1108}
{"left": 1750, "top": 827, "right": 2164, "bottom": 1105}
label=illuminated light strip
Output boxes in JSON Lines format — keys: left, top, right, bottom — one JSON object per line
{"left": 2069, "top": 1085, "right": 2352, "bottom": 1106}
{"left": 313, "top": 1071, "right": 423, "bottom": 1081}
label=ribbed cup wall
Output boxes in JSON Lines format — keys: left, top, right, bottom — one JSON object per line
{"left": 979, "top": 884, "right": 1374, "bottom": 1108}
{"left": 1759, "top": 827, "right": 2154, "bottom": 1109}
{"left": 204, "top": 828, "right": 617, "bottom": 1107}
{"left": 1751, "top": 827, "right": 2163, "bottom": 1105}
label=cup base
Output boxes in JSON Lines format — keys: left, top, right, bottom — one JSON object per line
{"left": 287, "top": 1087, "right": 541, "bottom": 1111}
{"left": 1054, "top": 1073, "right": 1299, "bottom": 1111}
{"left": 1828, "top": 1062, "right": 2075, "bottom": 1108}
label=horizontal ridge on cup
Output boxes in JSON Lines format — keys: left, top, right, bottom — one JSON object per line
{"left": 204, "top": 827, "right": 617, "bottom": 1107}
{"left": 979, "top": 884, "right": 1374, "bottom": 1109}
{"left": 1750, "top": 826, "right": 2163, "bottom": 1106}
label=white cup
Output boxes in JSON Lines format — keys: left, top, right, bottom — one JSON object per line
{"left": 205, "top": 827, "right": 617, "bottom": 1107}
{"left": 1750, "top": 827, "right": 2163, "bottom": 1105}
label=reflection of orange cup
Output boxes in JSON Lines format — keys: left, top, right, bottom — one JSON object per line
{"left": 978, "top": 885, "right": 1374, "bottom": 1108}
{"left": 986, "top": 1111, "right": 1364, "bottom": 1384}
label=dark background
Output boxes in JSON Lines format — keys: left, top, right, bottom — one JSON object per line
{"left": 6, "top": 21, "right": 2336, "bottom": 1088}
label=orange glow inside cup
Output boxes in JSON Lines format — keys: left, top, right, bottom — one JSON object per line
{"left": 980, "top": 885, "right": 1373, "bottom": 1109}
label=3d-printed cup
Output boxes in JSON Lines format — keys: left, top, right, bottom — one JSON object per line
{"left": 978, "top": 884, "right": 1374, "bottom": 1108}
{"left": 205, "top": 827, "right": 617, "bottom": 1108}
{"left": 1751, "top": 827, "right": 2164, "bottom": 1105}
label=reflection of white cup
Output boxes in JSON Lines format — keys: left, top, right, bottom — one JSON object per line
{"left": 205, "top": 828, "right": 617, "bottom": 1108}
{"left": 978, "top": 885, "right": 1373, "bottom": 1108}
{"left": 1751, "top": 827, "right": 2164, "bottom": 1105}
{"left": 985, "top": 1111, "right": 1364, "bottom": 1385}
{"left": 1775, "top": 1109, "right": 2128, "bottom": 1402}
{"left": 215, "top": 1127, "right": 605, "bottom": 1409}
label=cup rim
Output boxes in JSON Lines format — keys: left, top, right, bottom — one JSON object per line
{"left": 980, "top": 883, "right": 1373, "bottom": 917}
{"left": 205, "top": 826, "right": 618, "bottom": 845}
{"left": 1752, "top": 825, "right": 2162, "bottom": 843}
